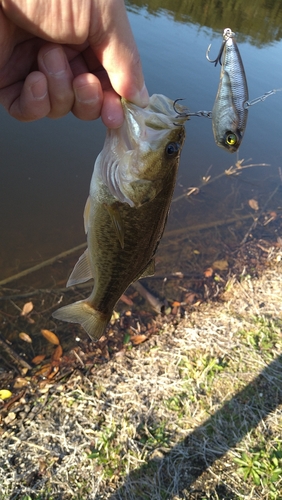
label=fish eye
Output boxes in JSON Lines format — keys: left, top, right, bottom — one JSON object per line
{"left": 165, "top": 142, "right": 179, "bottom": 157}
{"left": 224, "top": 132, "right": 237, "bottom": 146}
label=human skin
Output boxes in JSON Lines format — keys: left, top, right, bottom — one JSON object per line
{"left": 0, "top": 0, "right": 149, "bottom": 127}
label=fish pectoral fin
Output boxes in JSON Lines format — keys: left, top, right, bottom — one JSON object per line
{"left": 66, "top": 248, "right": 93, "bottom": 287}
{"left": 52, "top": 300, "right": 110, "bottom": 341}
{"left": 139, "top": 258, "right": 155, "bottom": 278}
{"left": 83, "top": 196, "right": 91, "bottom": 234}
{"left": 105, "top": 204, "right": 125, "bottom": 249}
{"left": 129, "top": 179, "right": 160, "bottom": 207}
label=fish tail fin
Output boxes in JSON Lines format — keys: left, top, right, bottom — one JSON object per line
{"left": 52, "top": 300, "right": 109, "bottom": 341}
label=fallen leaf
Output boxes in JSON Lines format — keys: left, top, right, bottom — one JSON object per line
{"left": 41, "top": 329, "right": 60, "bottom": 345}
{"left": 204, "top": 267, "right": 213, "bottom": 278}
{"left": 32, "top": 354, "right": 46, "bottom": 365}
{"left": 26, "top": 317, "right": 35, "bottom": 324}
{"left": 47, "top": 366, "right": 60, "bottom": 379}
{"left": 0, "top": 389, "right": 12, "bottom": 400}
{"left": 131, "top": 334, "right": 148, "bottom": 345}
{"left": 19, "top": 332, "right": 32, "bottom": 343}
{"left": 172, "top": 301, "right": 181, "bottom": 307}
{"left": 277, "top": 236, "right": 282, "bottom": 247}
{"left": 171, "top": 305, "right": 179, "bottom": 315}
{"left": 248, "top": 199, "right": 259, "bottom": 211}
{"left": 35, "top": 363, "right": 52, "bottom": 377}
{"left": 20, "top": 301, "right": 34, "bottom": 316}
{"left": 269, "top": 211, "right": 277, "bottom": 219}
{"left": 212, "top": 259, "right": 229, "bottom": 271}
{"left": 184, "top": 292, "right": 197, "bottom": 304}
{"left": 14, "top": 377, "right": 30, "bottom": 389}
{"left": 119, "top": 294, "right": 134, "bottom": 306}
{"left": 110, "top": 311, "right": 120, "bottom": 323}
{"left": 52, "top": 344, "right": 63, "bottom": 362}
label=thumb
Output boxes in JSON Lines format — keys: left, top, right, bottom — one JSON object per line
{"left": 89, "top": 0, "right": 149, "bottom": 107}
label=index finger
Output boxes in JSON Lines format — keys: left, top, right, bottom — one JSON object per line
{"left": 88, "top": 0, "right": 149, "bottom": 107}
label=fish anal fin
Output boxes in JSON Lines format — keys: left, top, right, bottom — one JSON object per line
{"left": 83, "top": 196, "right": 91, "bottom": 234}
{"left": 66, "top": 248, "right": 92, "bottom": 287}
{"left": 52, "top": 300, "right": 110, "bottom": 341}
{"left": 105, "top": 203, "right": 125, "bottom": 249}
{"left": 139, "top": 259, "right": 155, "bottom": 279}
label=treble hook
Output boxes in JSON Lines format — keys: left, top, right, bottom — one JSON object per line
{"left": 206, "top": 40, "right": 225, "bottom": 66}
{"left": 206, "top": 28, "right": 234, "bottom": 66}
{"left": 173, "top": 98, "right": 189, "bottom": 117}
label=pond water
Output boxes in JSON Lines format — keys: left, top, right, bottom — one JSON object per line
{"left": 0, "top": 0, "right": 282, "bottom": 285}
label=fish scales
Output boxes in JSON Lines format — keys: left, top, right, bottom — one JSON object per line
{"left": 88, "top": 170, "right": 177, "bottom": 315}
{"left": 53, "top": 94, "right": 188, "bottom": 340}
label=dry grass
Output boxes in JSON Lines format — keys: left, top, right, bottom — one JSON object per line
{"left": 0, "top": 252, "right": 282, "bottom": 499}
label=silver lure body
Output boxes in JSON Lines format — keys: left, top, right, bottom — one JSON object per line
{"left": 210, "top": 28, "right": 249, "bottom": 153}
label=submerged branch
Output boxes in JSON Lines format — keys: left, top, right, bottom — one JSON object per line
{"left": 0, "top": 243, "right": 87, "bottom": 287}
{"left": 164, "top": 214, "right": 254, "bottom": 239}
{"left": 173, "top": 159, "right": 271, "bottom": 203}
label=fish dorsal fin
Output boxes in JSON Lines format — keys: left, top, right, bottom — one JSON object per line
{"left": 105, "top": 203, "right": 125, "bottom": 249}
{"left": 139, "top": 259, "right": 155, "bottom": 279}
{"left": 83, "top": 196, "right": 91, "bottom": 234}
{"left": 66, "top": 248, "right": 93, "bottom": 287}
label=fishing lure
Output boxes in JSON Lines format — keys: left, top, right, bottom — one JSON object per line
{"left": 181, "top": 28, "right": 281, "bottom": 153}
{"left": 206, "top": 28, "right": 248, "bottom": 153}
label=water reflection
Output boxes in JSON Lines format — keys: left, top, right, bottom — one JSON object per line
{"left": 0, "top": 0, "right": 281, "bottom": 285}
{"left": 126, "top": 0, "right": 282, "bottom": 45}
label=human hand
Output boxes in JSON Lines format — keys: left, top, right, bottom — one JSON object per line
{"left": 0, "top": 0, "right": 149, "bottom": 127}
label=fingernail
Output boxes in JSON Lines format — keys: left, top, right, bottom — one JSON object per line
{"left": 134, "top": 84, "right": 149, "bottom": 108}
{"left": 30, "top": 78, "right": 47, "bottom": 100}
{"left": 43, "top": 48, "right": 67, "bottom": 75}
{"left": 74, "top": 85, "right": 99, "bottom": 104}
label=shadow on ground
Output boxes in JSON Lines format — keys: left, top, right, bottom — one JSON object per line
{"left": 109, "top": 353, "right": 282, "bottom": 499}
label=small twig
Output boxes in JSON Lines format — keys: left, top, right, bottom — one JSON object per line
{"left": 173, "top": 160, "right": 270, "bottom": 203}
{"left": 0, "top": 283, "right": 93, "bottom": 301}
{"left": 0, "top": 334, "right": 32, "bottom": 370}
{"left": 132, "top": 281, "right": 164, "bottom": 313}
{"left": 0, "top": 243, "right": 87, "bottom": 286}
{"left": 72, "top": 350, "right": 85, "bottom": 367}
{"left": 164, "top": 214, "right": 254, "bottom": 239}
{"left": 8, "top": 435, "right": 52, "bottom": 453}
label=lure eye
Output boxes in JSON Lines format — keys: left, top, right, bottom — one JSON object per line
{"left": 165, "top": 142, "right": 179, "bottom": 157}
{"left": 225, "top": 132, "right": 238, "bottom": 146}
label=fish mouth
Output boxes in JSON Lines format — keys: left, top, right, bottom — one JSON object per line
{"left": 120, "top": 94, "right": 188, "bottom": 152}
{"left": 99, "top": 94, "right": 188, "bottom": 207}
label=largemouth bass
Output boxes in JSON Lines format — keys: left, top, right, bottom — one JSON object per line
{"left": 53, "top": 94, "right": 187, "bottom": 340}
{"left": 207, "top": 28, "right": 249, "bottom": 153}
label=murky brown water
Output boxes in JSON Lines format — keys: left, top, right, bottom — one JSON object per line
{"left": 0, "top": 0, "right": 282, "bottom": 285}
